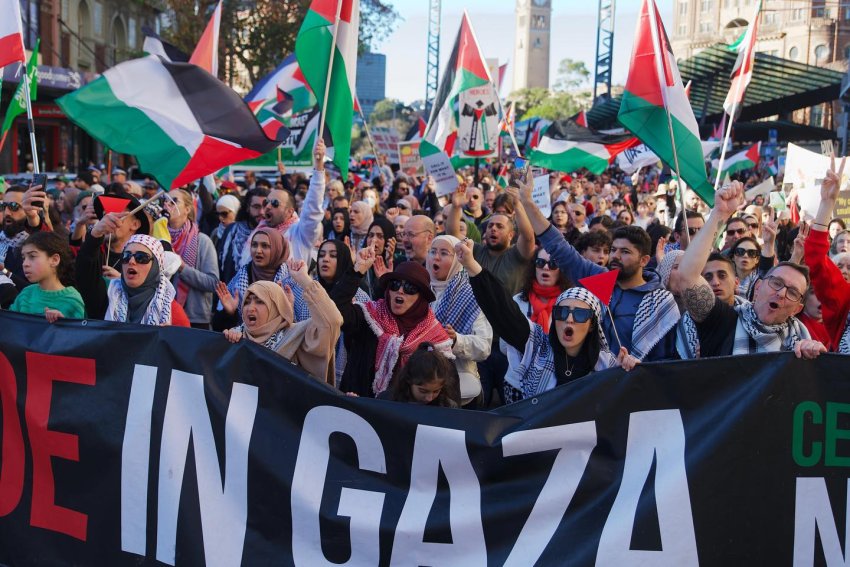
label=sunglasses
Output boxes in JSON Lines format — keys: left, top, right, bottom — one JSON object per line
{"left": 263, "top": 199, "right": 282, "bottom": 208}
{"left": 388, "top": 280, "right": 420, "bottom": 295}
{"left": 552, "top": 305, "right": 594, "bottom": 323}
{"left": 534, "top": 258, "right": 558, "bottom": 269}
{"left": 121, "top": 251, "right": 154, "bottom": 265}
{"left": 727, "top": 228, "right": 747, "bottom": 236}
{"left": 747, "top": 223, "right": 760, "bottom": 229}
{"left": 733, "top": 247, "right": 759, "bottom": 259}
{"left": 0, "top": 202, "right": 22, "bottom": 212}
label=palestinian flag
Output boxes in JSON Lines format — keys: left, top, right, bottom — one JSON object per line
{"left": 530, "top": 120, "right": 640, "bottom": 175}
{"left": 142, "top": 26, "right": 189, "bottom": 62}
{"left": 712, "top": 142, "right": 760, "bottom": 178}
{"left": 0, "top": 0, "right": 26, "bottom": 70}
{"left": 724, "top": 0, "right": 761, "bottom": 119}
{"left": 496, "top": 164, "right": 510, "bottom": 187}
{"left": 57, "top": 55, "right": 287, "bottom": 189}
{"left": 189, "top": 0, "right": 222, "bottom": 76}
{"left": 245, "top": 54, "right": 316, "bottom": 117}
{"left": 618, "top": 0, "right": 714, "bottom": 206}
{"left": 295, "top": 0, "right": 360, "bottom": 179}
{"left": 0, "top": 39, "right": 38, "bottom": 152}
{"left": 420, "top": 13, "right": 499, "bottom": 161}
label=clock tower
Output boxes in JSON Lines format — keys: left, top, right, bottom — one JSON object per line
{"left": 513, "top": 0, "right": 552, "bottom": 91}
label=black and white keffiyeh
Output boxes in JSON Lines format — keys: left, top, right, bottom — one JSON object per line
{"left": 732, "top": 301, "right": 809, "bottom": 354}
{"left": 0, "top": 230, "right": 27, "bottom": 265}
{"left": 630, "top": 288, "right": 680, "bottom": 360}
{"left": 219, "top": 221, "right": 252, "bottom": 273}
{"left": 839, "top": 314, "right": 850, "bottom": 354}
{"left": 227, "top": 263, "right": 289, "bottom": 318}
{"left": 105, "top": 235, "right": 175, "bottom": 326}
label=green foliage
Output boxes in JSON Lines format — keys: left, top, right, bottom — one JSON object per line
{"left": 553, "top": 58, "right": 590, "bottom": 92}
{"left": 508, "top": 58, "right": 592, "bottom": 121}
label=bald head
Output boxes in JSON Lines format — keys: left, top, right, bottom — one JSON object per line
{"left": 402, "top": 214, "right": 435, "bottom": 263}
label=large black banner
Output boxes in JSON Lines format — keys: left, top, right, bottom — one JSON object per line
{"left": 0, "top": 310, "right": 847, "bottom": 565}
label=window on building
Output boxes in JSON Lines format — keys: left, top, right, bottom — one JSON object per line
{"left": 128, "top": 17, "right": 136, "bottom": 48}
{"left": 763, "top": 11, "right": 777, "bottom": 24}
{"left": 815, "top": 44, "right": 829, "bottom": 61}
{"left": 678, "top": 23, "right": 688, "bottom": 35}
{"left": 791, "top": 8, "right": 803, "bottom": 20}
{"left": 701, "top": 0, "right": 712, "bottom": 13}
{"left": 93, "top": 1, "right": 103, "bottom": 36}
{"left": 700, "top": 21, "right": 713, "bottom": 33}
{"left": 679, "top": 2, "right": 688, "bottom": 16}
{"left": 789, "top": 46, "right": 799, "bottom": 60}
{"left": 811, "top": 105, "right": 825, "bottom": 128}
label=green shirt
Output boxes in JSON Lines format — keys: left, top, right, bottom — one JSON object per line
{"left": 10, "top": 285, "right": 86, "bottom": 319}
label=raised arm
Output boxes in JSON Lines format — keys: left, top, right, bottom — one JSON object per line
{"left": 288, "top": 139, "right": 328, "bottom": 262}
{"left": 505, "top": 186, "right": 535, "bottom": 260}
{"left": 445, "top": 184, "right": 468, "bottom": 238}
{"left": 673, "top": 182, "right": 744, "bottom": 322}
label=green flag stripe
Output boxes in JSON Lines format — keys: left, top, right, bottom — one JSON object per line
{"left": 57, "top": 77, "right": 191, "bottom": 189}
{"left": 530, "top": 148, "right": 610, "bottom": 175}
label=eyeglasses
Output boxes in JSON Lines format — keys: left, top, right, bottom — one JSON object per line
{"left": 121, "top": 251, "right": 154, "bottom": 265}
{"left": 428, "top": 248, "right": 455, "bottom": 259}
{"left": 401, "top": 230, "right": 430, "bottom": 239}
{"left": 747, "top": 223, "right": 760, "bottom": 230}
{"left": 0, "top": 202, "right": 22, "bottom": 212}
{"left": 388, "top": 280, "right": 420, "bottom": 295}
{"left": 263, "top": 199, "right": 281, "bottom": 208}
{"left": 552, "top": 305, "right": 594, "bottom": 323}
{"left": 733, "top": 247, "right": 760, "bottom": 259}
{"left": 534, "top": 258, "right": 558, "bottom": 269}
{"left": 764, "top": 275, "right": 804, "bottom": 302}
{"left": 727, "top": 228, "right": 747, "bottom": 236}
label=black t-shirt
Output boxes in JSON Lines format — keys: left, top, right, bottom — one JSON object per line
{"left": 694, "top": 298, "right": 740, "bottom": 358}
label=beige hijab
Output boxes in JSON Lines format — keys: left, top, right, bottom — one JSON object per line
{"left": 242, "top": 281, "right": 294, "bottom": 344}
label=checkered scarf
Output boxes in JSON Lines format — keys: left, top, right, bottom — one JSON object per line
{"left": 227, "top": 263, "right": 289, "bottom": 319}
{"left": 219, "top": 220, "right": 253, "bottom": 273}
{"left": 677, "top": 296, "right": 746, "bottom": 359}
{"left": 359, "top": 300, "right": 454, "bottom": 395}
{"left": 839, "top": 314, "right": 850, "bottom": 354}
{"left": 630, "top": 288, "right": 680, "bottom": 360}
{"left": 105, "top": 235, "right": 175, "bottom": 326}
{"left": 503, "top": 287, "right": 617, "bottom": 400}
{"left": 431, "top": 270, "right": 480, "bottom": 335}
{"left": 733, "top": 300, "right": 810, "bottom": 354}
{"left": 0, "top": 230, "right": 26, "bottom": 264}
{"left": 169, "top": 220, "right": 200, "bottom": 305}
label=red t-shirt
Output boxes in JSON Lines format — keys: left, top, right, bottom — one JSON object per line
{"left": 170, "top": 302, "right": 191, "bottom": 327}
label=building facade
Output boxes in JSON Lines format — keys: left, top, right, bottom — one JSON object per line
{"left": 356, "top": 51, "right": 386, "bottom": 120}
{"left": 513, "top": 0, "right": 552, "bottom": 91}
{"left": 1, "top": 0, "right": 161, "bottom": 173}
{"left": 671, "top": 0, "right": 850, "bottom": 69}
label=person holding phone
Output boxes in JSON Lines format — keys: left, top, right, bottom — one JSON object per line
{"left": 0, "top": 181, "right": 54, "bottom": 290}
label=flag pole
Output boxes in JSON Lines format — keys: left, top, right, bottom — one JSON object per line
{"left": 356, "top": 98, "right": 380, "bottom": 160}
{"left": 317, "top": 0, "right": 344, "bottom": 150}
{"left": 21, "top": 70, "right": 39, "bottom": 175}
{"left": 712, "top": 79, "right": 745, "bottom": 190}
{"left": 646, "top": 0, "right": 691, "bottom": 248}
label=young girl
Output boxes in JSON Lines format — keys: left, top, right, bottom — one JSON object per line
{"left": 10, "top": 232, "right": 85, "bottom": 321}
{"left": 383, "top": 342, "right": 461, "bottom": 407}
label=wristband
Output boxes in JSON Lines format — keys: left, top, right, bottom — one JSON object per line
{"left": 812, "top": 222, "right": 829, "bottom": 229}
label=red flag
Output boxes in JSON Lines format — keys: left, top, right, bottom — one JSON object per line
{"left": 0, "top": 0, "right": 26, "bottom": 70}
{"left": 189, "top": 0, "right": 222, "bottom": 76}
{"left": 98, "top": 196, "right": 131, "bottom": 216}
{"left": 418, "top": 116, "right": 427, "bottom": 137}
{"left": 579, "top": 270, "right": 619, "bottom": 306}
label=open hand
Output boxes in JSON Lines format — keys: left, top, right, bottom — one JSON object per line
{"left": 822, "top": 155, "right": 847, "bottom": 202}
{"left": 215, "top": 281, "right": 240, "bottom": 315}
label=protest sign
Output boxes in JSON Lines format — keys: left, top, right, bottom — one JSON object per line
{"left": 398, "top": 140, "right": 424, "bottom": 176}
{"left": 371, "top": 127, "right": 401, "bottom": 164}
{"left": 2, "top": 312, "right": 850, "bottom": 565}
{"left": 457, "top": 84, "right": 501, "bottom": 158}
{"left": 422, "top": 151, "right": 459, "bottom": 197}
{"left": 532, "top": 174, "right": 552, "bottom": 217}
{"left": 783, "top": 143, "right": 850, "bottom": 220}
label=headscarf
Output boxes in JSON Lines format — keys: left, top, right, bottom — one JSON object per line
{"left": 552, "top": 287, "right": 610, "bottom": 352}
{"left": 326, "top": 207, "right": 350, "bottom": 240}
{"left": 250, "top": 227, "right": 289, "bottom": 282}
{"left": 349, "top": 201, "right": 374, "bottom": 242}
{"left": 106, "top": 234, "right": 175, "bottom": 325}
{"left": 317, "top": 239, "right": 353, "bottom": 292}
{"left": 367, "top": 216, "right": 397, "bottom": 253}
{"left": 428, "top": 235, "right": 480, "bottom": 335}
{"left": 216, "top": 194, "right": 241, "bottom": 215}
{"left": 428, "top": 235, "right": 463, "bottom": 294}
{"left": 657, "top": 250, "right": 685, "bottom": 290}
{"left": 241, "top": 281, "right": 294, "bottom": 345}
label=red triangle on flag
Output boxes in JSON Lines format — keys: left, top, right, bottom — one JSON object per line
{"left": 418, "top": 116, "right": 427, "bottom": 137}
{"left": 579, "top": 270, "right": 619, "bottom": 306}
{"left": 98, "top": 196, "right": 130, "bottom": 216}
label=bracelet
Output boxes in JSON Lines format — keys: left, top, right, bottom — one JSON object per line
{"left": 811, "top": 222, "right": 829, "bottom": 229}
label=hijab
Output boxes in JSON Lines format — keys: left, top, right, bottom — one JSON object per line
{"left": 350, "top": 201, "right": 374, "bottom": 237}
{"left": 384, "top": 283, "right": 430, "bottom": 336}
{"left": 106, "top": 234, "right": 175, "bottom": 326}
{"left": 428, "top": 235, "right": 463, "bottom": 295}
{"left": 126, "top": 253, "right": 161, "bottom": 324}
{"left": 250, "top": 227, "right": 289, "bottom": 282}
{"left": 241, "top": 281, "right": 295, "bottom": 344}
{"left": 317, "top": 239, "right": 353, "bottom": 292}
{"left": 367, "top": 216, "right": 397, "bottom": 253}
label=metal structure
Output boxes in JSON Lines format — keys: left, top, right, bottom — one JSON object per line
{"left": 425, "top": 0, "right": 441, "bottom": 116}
{"left": 593, "top": 0, "right": 616, "bottom": 106}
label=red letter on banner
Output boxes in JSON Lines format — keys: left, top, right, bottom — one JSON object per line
{"left": 0, "top": 352, "right": 24, "bottom": 516}
{"left": 25, "top": 352, "right": 96, "bottom": 541}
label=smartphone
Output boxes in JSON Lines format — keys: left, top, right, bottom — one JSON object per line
{"left": 513, "top": 157, "right": 530, "bottom": 184}
{"left": 30, "top": 173, "right": 47, "bottom": 208}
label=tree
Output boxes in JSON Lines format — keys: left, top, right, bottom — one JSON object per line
{"left": 523, "top": 91, "right": 582, "bottom": 121}
{"left": 508, "top": 87, "right": 552, "bottom": 120}
{"left": 159, "top": 0, "right": 399, "bottom": 88}
{"left": 553, "top": 58, "right": 590, "bottom": 92}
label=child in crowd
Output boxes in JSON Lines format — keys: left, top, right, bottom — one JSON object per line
{"left": 10, "top": 231, "right": 85, "bottom": 321}
{"left": 382, "top": 342, "right": 461, "bottom": 407}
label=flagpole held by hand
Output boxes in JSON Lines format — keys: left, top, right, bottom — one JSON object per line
{"left": 317, "top": 0, "right": 344, "bottom": 150}
{"left": 21, "top": 68, "right": 39, "bottom": 175}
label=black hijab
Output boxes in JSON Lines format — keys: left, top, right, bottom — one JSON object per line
{"left": 317, "top": 239, "right": 353, "bottom": 293}
{"left": 124, "top": 257, "right": 161, "bottom": 324}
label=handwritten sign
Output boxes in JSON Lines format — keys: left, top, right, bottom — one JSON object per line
{"left": 532, "top": 174, "right": 552, "bottom": 218}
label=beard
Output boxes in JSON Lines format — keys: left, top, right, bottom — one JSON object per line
{"left": 611, "top": 261, "right": 640, "bottom": 281}
{"left": 3, "top": 217, "right": 26, "bottom": 238}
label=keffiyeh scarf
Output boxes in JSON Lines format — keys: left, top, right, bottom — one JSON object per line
{"left": 227, "top": 263, "right": 289, "bottom": 318}
{"left": 0, "top": 230, "right": 27, "bottom": 264}
{"left": 630, "top": 288, "right": 680, "bottom": 360}
{"left": 105, "top": 235, "right": 175, "bottom": 326}
{"left": 359, "top": 300, "right": 454, "bottom": 395}
{"left": 169, "top": 221, "right": 200, "bottom": 305}
{"left": 732, "top": 301, "right": 809, "bottom": 354}
{"left": 431, "top": 270, "right": 480, "bottom": 335}
{"left": 677, "top": 296, "right": 746, "bottom": 359}
{"left": 220, "top": 221, "right": 252, "bottom": 273}
{"left": 839, "top": 314, "right": 850, "bottom": 354}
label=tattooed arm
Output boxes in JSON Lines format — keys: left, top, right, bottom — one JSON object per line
{"left": 673, "top": 182, "right": 745, "bottom": 323}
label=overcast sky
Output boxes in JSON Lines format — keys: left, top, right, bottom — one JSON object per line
{"left": 377, "top": 0, "right": 674, "bottom": 103}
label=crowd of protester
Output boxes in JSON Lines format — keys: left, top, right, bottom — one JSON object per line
{"left": 0, "top": 143, "right": 844, "bottom": 409}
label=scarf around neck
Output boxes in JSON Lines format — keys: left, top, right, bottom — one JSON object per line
{"left": 528, "top": 282, "right": 562, "bottom": 334}
{"left": 0, "top": 229, "right": 27, "bottom": 264}
{"left": 169, "top": 220, "right": 200, "bottom": 305}
{"left": 250, "top": 227, "right": 289, "bottom": 282}
{"left": 733, "top": 300, "right": 809, "bottom": 354}
{"left": 106, "top": 235, "right": 175, "bottom": 326}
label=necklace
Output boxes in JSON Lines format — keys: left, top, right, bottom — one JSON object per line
{"left": 564, "top": 355, "right": 575, "bottom": 377}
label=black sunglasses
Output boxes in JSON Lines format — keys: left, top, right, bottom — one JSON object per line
{"left": 121, "top": 251, "right": 154, "bottom": 265}
{"left": 552, "top": 305, "right": 594, "bottom": 323}
{"left": 534, "top": 258, "right": 558, "bottom": 269}
{"left": 727, "top": 228, "right": 747, "bottom": 236}
{"left": 388, "top": 280, "right": 420, "bottom": 295}
{"left": 263, "top": 199, "right": 282, "bottom": 208}
{"left": 0, "top": 202, "right": 22, "bottom": 212}
{"left": 733, "top": 247, "right": 759, "bottom": 259}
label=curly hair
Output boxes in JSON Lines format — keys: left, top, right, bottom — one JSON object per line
{"left": 389, "top": 343, "right": 460, "bottom": 407}
{"left": 21, "top": 231, "right": 75, "bottom": 287}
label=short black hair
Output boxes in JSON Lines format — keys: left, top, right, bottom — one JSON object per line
{"left": 675, "top": 210, "right": 704, "bottom": 234}
{"left": 236, "top": 188, "right": 269, "bottom": 223}
{"left": 575, "top": 230, "right": 612, "bottom": 254}
{"left": 704, "top": 251, "right": 736, "bottom": 273}
{"left": 766, "top": 261, "right": 811, "bottom": 290}
{"left": 588, "top": 215, "right": 614, "bottom": 230}
{"left": 612, "top": 225, "right": 652, "bottom": 257}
